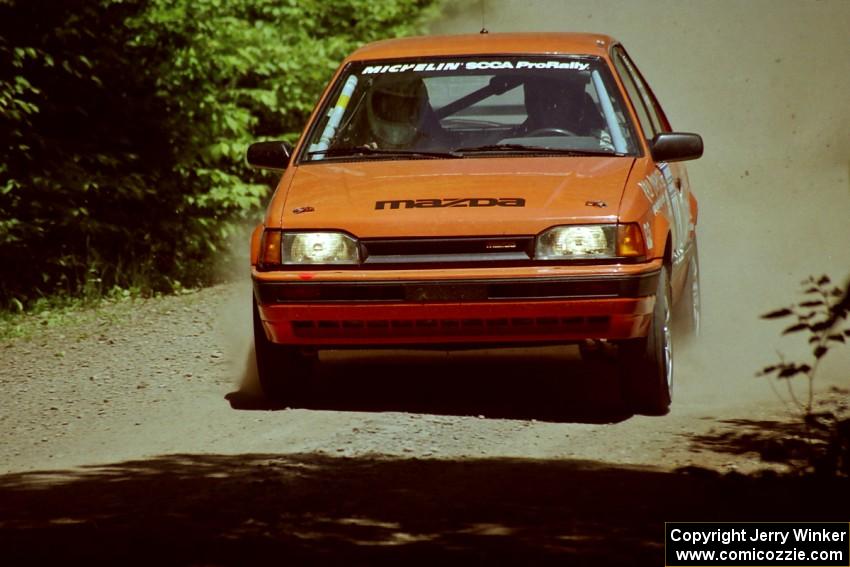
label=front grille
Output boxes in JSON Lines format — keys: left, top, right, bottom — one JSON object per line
{"left": 361, "top": 236, "right": 534, "bottom": 264}
{"left": 291, "top": 316, "right": 610, "bottom": 339}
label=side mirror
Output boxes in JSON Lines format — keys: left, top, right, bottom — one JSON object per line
{"left": 247, "top": 141, "right": 293, "bottom": 170}
{"left": 649, "top": 133, "right": 703, "bottom": 163}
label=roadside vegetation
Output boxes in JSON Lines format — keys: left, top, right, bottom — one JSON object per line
{"left": 0, "top": 0, "right": 438, "bottom": 317}
{"left": 757, "top": 275, "right": 850, "bottom": 476}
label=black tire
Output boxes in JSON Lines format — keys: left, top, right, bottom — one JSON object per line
{"left": 675, "top": 237, "right": 701, "bottom": 339}
{"left": 619, "top": 265, "right": 673, "bottom": 415}
{"left": 253, "top": 298, "right": 312, "bottom": 403}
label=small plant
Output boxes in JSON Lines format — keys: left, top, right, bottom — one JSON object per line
{"left": 757, "top": 274, "right": 850, "bottom": 475}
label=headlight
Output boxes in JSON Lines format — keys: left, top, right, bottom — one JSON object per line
{"left": 282, "top": 232, "right": 360, "bottom": 265}
{"left": 536, "top": 224, "right": 645, "bottom": 260}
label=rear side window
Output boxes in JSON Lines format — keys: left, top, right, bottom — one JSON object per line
{"left": 611, "top": 47, "right": 657, "bottom": 141}
{"left": 618, "top": 47, "right": 672, "bottom": 133}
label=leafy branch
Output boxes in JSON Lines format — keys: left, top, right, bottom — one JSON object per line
{"left": 757, "top": 275, "right": 850, "bottom": 414}
{"left": 755, "top": 275, "right": 850, "bottom": 476}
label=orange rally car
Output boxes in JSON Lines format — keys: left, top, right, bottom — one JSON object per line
{"left": 247, "top": 33, "right": 702, "bottom": 415}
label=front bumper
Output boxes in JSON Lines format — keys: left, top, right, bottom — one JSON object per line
{"left": 253, "top": 261, "right": 661, "bottom": 346}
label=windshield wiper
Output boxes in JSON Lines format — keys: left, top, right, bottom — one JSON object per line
{"left": 455, "top": 144, "right": 625, "bottom": 157}
{"left": 308, "top": 146, "right": 462, "bottom": 159}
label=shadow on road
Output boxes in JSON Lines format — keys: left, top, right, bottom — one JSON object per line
{"left": 1, "top": 453, "right": 847, "bottom": 566}
{"left": 688, "top": 418, "right": 812, "bottom": 460}
{"left": 686, "top": 398, "right": 850, "bottom": 474}
{"left": 227, "top": 346, "right": 631, "bottom": 423}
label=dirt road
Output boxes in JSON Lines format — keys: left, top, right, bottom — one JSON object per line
{"left": 0, "top": 281, "right": 838, "bottom": 476}
{"left": 1, "top": 282, "right": 848, "bottom": 565}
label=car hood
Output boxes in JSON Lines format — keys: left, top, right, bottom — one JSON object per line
{"left": 280, "top": 156, "right": 634, "bottom": 237}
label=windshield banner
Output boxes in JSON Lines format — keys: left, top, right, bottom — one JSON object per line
{"left": 362, "top": 60, "right": 590, "bottom": 74}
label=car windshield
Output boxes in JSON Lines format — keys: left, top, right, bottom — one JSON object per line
{"left": 301, "top": 56, "right": 640, "bottom": 163}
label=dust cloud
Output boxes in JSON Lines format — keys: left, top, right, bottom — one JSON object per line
{"left": 219, "top": 279, "right": 263, "bottom": 397}
{"left": 214, "top": 223, "right": 263, "bottom": 399}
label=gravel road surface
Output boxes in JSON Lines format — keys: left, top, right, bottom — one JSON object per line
{"left": 1, "top": 282, "right": 848, "bottom": 565}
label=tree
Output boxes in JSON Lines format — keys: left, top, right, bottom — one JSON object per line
{"left": 0, "top": 0, "right": 438, "bottom": 307}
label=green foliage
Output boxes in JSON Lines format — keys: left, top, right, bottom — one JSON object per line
{"left": 757, "top": 275, "right": 850, "bottom": 476}
{"left": 0, "top": 0, "right": 439, "bottom": 309}
{"left": 0, "top": 284, "right": 144, "bottom": 341}
{"left": 758, "top": 275, "right": 850, "bottom": 410}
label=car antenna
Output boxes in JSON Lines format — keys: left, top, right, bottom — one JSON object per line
{"left": 480, "top": 0, "right": 489, "bottom": 34}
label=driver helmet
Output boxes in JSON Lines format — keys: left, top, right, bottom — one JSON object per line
{"left": 367, "top": 75, "right": 428, "bottom": 148}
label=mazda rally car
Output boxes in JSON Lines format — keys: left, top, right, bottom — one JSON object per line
{"left": 247, "top": 33, "right": 703, "bottom": 415}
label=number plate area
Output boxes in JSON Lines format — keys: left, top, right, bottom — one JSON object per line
{"left": 404, "top": 284, "right": 488, "bottom": 302}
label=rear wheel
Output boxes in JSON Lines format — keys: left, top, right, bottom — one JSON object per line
{"left": 253, "top": 298, "right": 312, "bottom": 403}
{"left": 619, "top": 265, "right": 673, "bottom": 415}
{"left": 675, "top": 237, "right": 701, "bottom": 339}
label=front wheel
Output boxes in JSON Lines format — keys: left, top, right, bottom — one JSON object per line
{"left": 253, "top": 298, "right": 313, "bottom": 403}
{"left": 619, "top": 266, "right": 673, "bottom": 415}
